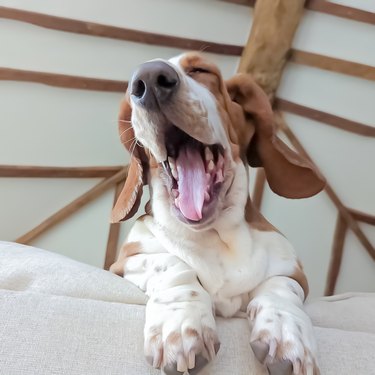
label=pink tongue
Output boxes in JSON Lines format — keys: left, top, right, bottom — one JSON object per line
{"left": 176, "top": 146, "right": 206, "bottom": 221}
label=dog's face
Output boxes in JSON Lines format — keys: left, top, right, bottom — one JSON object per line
{"left": 128, "top": 53, "right": 243, "bottom": 226}
{"left": 111, "top": 52, "right": 325, "bottom": 227}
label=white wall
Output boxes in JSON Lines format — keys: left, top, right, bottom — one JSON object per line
{"left": 268, "top": 5, "right": 375, "bottom": 297}
{"left": 0, "top": 0, "right": 251, "bottom": 268}
{"left": 0, "top": 0, "right": 374, "bottom": 298}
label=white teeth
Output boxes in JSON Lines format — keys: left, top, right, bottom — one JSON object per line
{"left": 205, "top": 146, "right": 214, "bottom": 161}
{"left": 171, "top": 168, "right": 178, "bottom": 180}
{"left": 217, "top": 153, "right": 224, "bottom": 169}
{"left": 174, "top": 197, "right": 180, "bottom": 207}
{"left": 207, "top": 160, "right": 214, "bottom": 172}
{"left": 216, "top": 169, "right": 224, "bottom": 183}
{"left": 204, "top": 191, "right": 210, "bottom": 202}
{"left": 169, "top": 157, "right": 178, "bottom": 180}
{"left": 168, "top": 156, "right": 175, "bottom": 167}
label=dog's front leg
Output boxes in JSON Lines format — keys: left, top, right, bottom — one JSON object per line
{"left": 124, "top": 251, "right": 219, "bottom": 375}
{"left": 247, "top": 276, "right": 320, "bottom": 375}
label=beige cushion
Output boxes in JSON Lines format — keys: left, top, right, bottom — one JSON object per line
{"left": 305, "top": 292, "right": 375, "bottom": 333}
{"left": 0, "top": 241, "right": 146, "bottom": 305}
{"left": 0, "top": 242, "right": 375, "bottom": 375}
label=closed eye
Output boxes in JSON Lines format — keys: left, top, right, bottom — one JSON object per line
{"left": 188, "top": 67, "right": 211, "bottom": 75}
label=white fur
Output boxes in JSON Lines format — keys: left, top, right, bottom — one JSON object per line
{"left": 118, "top": 56, "right": 320, "bottom": 375}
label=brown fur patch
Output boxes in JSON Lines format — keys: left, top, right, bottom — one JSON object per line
{"left": 276, "top": 340, "right": 294, "bottom": 358}
{"left": 257, "top": 329, "right": 271, "bottom": 342}
{"left": 245, "top": 198, "right": 279, "bottom": 232}
{"left": 166, "top": 332, "right": 181, "bottom": 346}
{"left": 109, "top": 241, "right": 142, "bottom": 276}
{"left": 185, "top": 328, "right": 199, "bottom": 339}
{"left": 289, "top": 262, "right": 309, "bottom": 299}
{"left": 191, "top": 291, "right": 199, "bottom": 298}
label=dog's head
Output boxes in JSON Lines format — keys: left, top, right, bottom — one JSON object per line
{"left": 111, "top": 52, "right": 324, "bottom": 227}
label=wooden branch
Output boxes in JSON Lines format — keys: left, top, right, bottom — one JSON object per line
{"left": 289, "top": 50, "right": 375, "bottom": 82}
{"left": 104, "top": 181, "right": 124, "bottom": 270}
{"left": 0, "top": 6, "right": 243, "bottom": 56}
{"left": 0, "top": 67, "right": 126, "bottom": 92}
{"left": 220, "top": 0, "right": 375, "bottom": 25}
{"left": 15, "top": 166, "right": 128, "bottom": 245}
{"left": 252, "top": 168, "right": 266, "bottom": 209}
{"left": 238, "top": 0, "right": 305, "bottom": 99}
{"left": 324, "top": 183, "right": 375, "bottom": 261}
{"left": 277, "top": 114, "right": 375, "bottom": 261}
{"left": 349, "top": 208, "right": 375, "bottom": 226}
{"left": 325, "top": 214, "right": 347, "bottom": 296}
{"left": 4, "top": 65, "right": 375, "bottom": 134}
{"left": 275, "top": 99, "right": 375, "bottom": 138}
{"left": 219, "top": 0, "right": 255, "bottom": 6}
{"left": 305, "top": 0, "right": 375, "bottom": 25}
{"left": 0, "top": 165, "right": 123, "bottom": 178}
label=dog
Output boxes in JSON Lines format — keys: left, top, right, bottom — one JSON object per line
{"left": 109, "top": 52, "right": 324, "bottom": 375}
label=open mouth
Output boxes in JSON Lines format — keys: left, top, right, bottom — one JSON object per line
{"left": 161, "top": 126, "right": 225, "bottom": 223}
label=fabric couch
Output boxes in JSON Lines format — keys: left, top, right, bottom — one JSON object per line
{"left": 0, "top": 241, "right": 374, "bottom": 375}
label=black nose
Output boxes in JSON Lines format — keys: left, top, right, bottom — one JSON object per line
{"left": 130, "top": 61, "right": 180, "bottom": 109}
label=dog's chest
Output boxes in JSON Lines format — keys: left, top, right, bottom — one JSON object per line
{"left": 160, "top": 223, "right": 272, "bottom": 317}
{"left": 144, "top": 216, "right": 294, "bottom": 317}
{"left": 196, "top": 229, "right": 272, "bottom": 316}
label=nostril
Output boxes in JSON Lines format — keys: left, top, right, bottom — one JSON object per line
{"left": 157, "top": 74, "right": 177, "bottom": 89}
{"left": 132, "top": 79, "right": 146, "bottom": 98}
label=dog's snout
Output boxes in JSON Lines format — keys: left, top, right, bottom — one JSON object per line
{"left": 130, "top": 61, "right": 179, "bottom": 108}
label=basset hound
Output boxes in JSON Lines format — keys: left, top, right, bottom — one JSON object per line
{"left": 110, "top": 52, "right": 325, "bottom": 375}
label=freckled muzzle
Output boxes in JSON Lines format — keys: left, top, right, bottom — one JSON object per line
{"left": 128, "top": 58, "right": 228, "bottom": 226}
{"left": 130, "top": 61, "right": 180, "bottom": 109}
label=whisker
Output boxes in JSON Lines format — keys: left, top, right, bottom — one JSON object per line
{"left": 136, "top": 140, "right": 144, "bottom": 149}
{"left": 199, "top": 45, "right": 209, "bottom": 53}
{"left": 130, "top": 139, "right": 138, "bottom": 158}
{"left": 128, "top": 139, "right": 136, "bottom": 158}
{"left": 119, "top": 127, "right": 134, "bottom": 137}
{"left": 118, "top": 119, "right": 132, "bottom": 123}
{"left": 124, "top": 136, "right": 136, "bottom": 145}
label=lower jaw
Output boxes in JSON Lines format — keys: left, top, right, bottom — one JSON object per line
{"left": 170, "top": 200, "right": 219, "bottom": 229}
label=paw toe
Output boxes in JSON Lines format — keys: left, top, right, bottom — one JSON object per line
{"left": 267, "top": 359, "right": 293, "bottom": 375}
{"left": 163, "top": 354, "right": 211, "bottom": 375}
{"left": 163, "top": 364, "right": 184, "bottom": 375}
{"left": 188, "top": 354, "right": 209, "bottom": 375}
{"left": 250, "top": 340, "right": 269, "bottom": 364}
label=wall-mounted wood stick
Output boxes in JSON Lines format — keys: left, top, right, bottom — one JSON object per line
{"left": 349, "top": 208, "right": 375, "bottom": 226}
{"left": 275, "top": 99, "right": 375, "bottom": 138}
{"left": 219, "top": 0, "right": 256, "bottom": 6}
{"left": 0, "top": 6, "right": 243, "bottom": 56}
{"left": 238, "top": 0, "right": 305, "bottom": 99}
{"left": 15, "top": 166, "right": 128, "bottom": 245}
{"left": 278, "top": 115, "right": 375, "bottom": 261}
{"left": 3, "top": 65, "right": 375, "bottom": 145}
{"left": 305, "top": 0, "right": 375, "bottom": 25}
{"left": 220, "top": 0, "right": 375, "bottom": 25}
{"left": 289, "top": 50, "right": 375, "bottom": 82}
{"left": 0, "top": 165, "right": 124, "bottom": 178}
{"left": 0, "top": 67, "right": 126, "bottom": 92}
{"left": 324, "top": 214, "right": 347, "bottom": 296}
{"left": 104, "top": 181, "right": 125, "bottom": 271}
{"left": 324, "top": 184, "right": 375, "bottom": 261}
{"left": 252, "top": 168, "right": 266, "bottom": 210}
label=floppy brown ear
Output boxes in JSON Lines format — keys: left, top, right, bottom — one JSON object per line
{"left": 226, "top": 74, "right": 325, "bottom": 198}
{"left": 111, "top": 93, "right": 148, "bottom": 223}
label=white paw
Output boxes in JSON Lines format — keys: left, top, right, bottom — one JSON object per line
{"left": 248, "top": 297, "right": 320, "bottom": 375}
{"left": 144, "top": 296, "right": 219, "bottom": 374}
